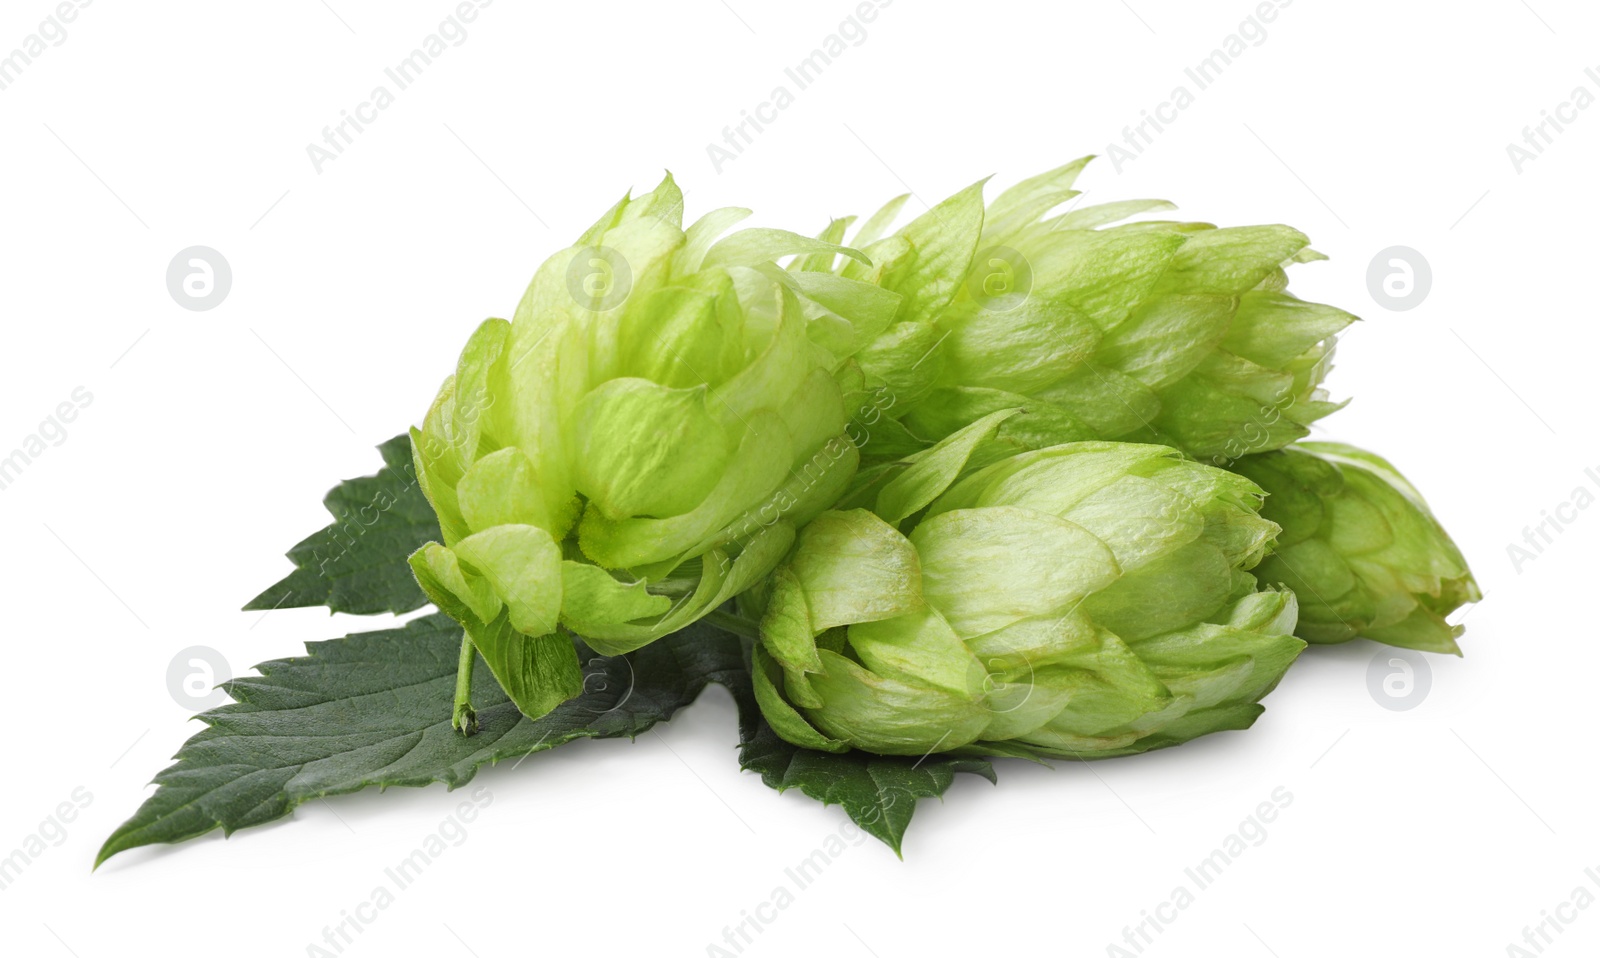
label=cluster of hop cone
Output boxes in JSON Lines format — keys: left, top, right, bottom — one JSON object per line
{"left": 408, "top": 157, "right": 1478, "bottom": 761}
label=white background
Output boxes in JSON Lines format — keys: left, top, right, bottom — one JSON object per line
{"left": 1, "top": 1, "right": 1594, "bottom": 955}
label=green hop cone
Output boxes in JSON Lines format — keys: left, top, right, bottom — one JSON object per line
{"left": 742, "top": 414, "right": 1306, "bottom": 760}
{"left": 1231, "top": 442, "right": 1480, "bottom": 655}
{"left": 789, "top": 158, "right": 1356, "bottom": 464}
{"left": 410, "top": 174, "right": 869, "bottom": 725}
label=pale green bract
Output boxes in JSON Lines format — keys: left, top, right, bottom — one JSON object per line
{"left": 1231, "top": 442, "right": 1480, "bottom": 655}
{"left": 410, "top": 174, "right": 873, "bottom": 724}
{"left": 786, "top": 157, "right": 1357, "bottom": 464}
{"left": 740, "top": 415, "right": 1307, "bottom": 760}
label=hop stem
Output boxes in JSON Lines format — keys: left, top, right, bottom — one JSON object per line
{"left": 453, "top": 635, "right": 478, "bottom": 736}
{"left": 705, "top": 608, "right": 760, "bottom": 640}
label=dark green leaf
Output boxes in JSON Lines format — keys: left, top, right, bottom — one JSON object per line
{"left": 729, "top": 644, "right": 997, "bottom": 857}
{"left": 97, "top": 614, "right": 746, "bottom": 867}
{"left": 139, "top": 430, "right": 994, "bottom": 864}
{"left": 244, "top": 434, "right": 439, "bottom": 615}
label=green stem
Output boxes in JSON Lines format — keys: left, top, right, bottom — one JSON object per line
{"left": 705, "top": 609, "right": 760, "bottom": 640}
{"left": 453, "top": 635, "right": 478, "bottom": 736}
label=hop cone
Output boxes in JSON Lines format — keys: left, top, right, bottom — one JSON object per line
{"left": 1231, "top": 443, "right": 1479, "bottom": 654}
{"left": 410, "top": 174, "right": 872, "bottom": 720}
{"left": 744, "top": 416, "right": 1305, "bottom": 760}
{"left": 789, "top": 158, "right": 1356, "bottom": 465}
